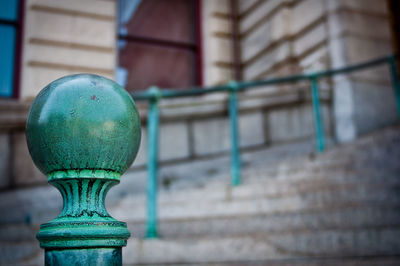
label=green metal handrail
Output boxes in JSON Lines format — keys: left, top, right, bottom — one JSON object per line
{"left": 131, "top": 54, "right": 400, "bottom": 238}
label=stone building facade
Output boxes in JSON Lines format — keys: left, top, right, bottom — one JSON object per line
{"left": 0, "top": 0, "right": 397, "bottom": 189}
{"left": 0, "top": 0, "right": 399, "bottom": 265}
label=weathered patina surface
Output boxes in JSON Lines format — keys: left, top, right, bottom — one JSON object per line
{"left": 26, "top": 74, "right": 141, "bottom": 265}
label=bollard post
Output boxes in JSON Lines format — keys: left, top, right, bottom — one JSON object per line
{"left": 388, "top": 55, "right": 400, "bottom": 118}
{"left": 309, "top": 75, "right": 325, "bottom": 152}
{"left": 228, "top": 81, "right": 241, "bottom": 186}
{"left": 145, "top": 86, "right": 161, "bottom": 238}
{"left": 26, "top": 74, "right": 141, "bottom": 266}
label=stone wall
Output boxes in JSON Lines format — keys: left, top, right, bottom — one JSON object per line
{"left": 20, "top": 0, "right": 116, "bottom": 100}
{"left": 239, "top": 0, "right": 328, "bottom": 80}
{"left": 327, "top": 0, "right": 397, "bottom": 141}
{"left": 0, "top": 0, "right": 118, "bottom": 189}
{"left": 202, "top": 0, "right": 234, "bottom": 85}
{"left": 0, "top": 100, "right": 44, "bottom": 189}
{"left": 0, "top": 0, "right": 398, "bottom": 189}
{"left": 133, "top": 89, "right": 332, "bottom": 170}
{"left": 238, "top": 0, "right": 396, "bottom": 142}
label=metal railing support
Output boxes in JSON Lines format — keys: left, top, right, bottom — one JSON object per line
{"left": 388, "top": 55, "right": 400, "bottom": 118}
{"left": 146, "top": 86, "right": 161, "bottom": 238}
{"left": 228, "top": 81, "right": 241, "bottom": 186}
{"left": 126, "top": 54, "right": 399, "bottom": 238}
{"left": 25, "top": 74, "right": 141, "bottom": 265}
{"left": 309, "top": 75, "right": 325, "bottom": 152}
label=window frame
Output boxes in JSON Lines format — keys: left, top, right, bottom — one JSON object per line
{"left": 0, "top": 0, "right": 24, "bottom": 99}
{"left": 117, "top": 0, "right": 203, "bottom": 90}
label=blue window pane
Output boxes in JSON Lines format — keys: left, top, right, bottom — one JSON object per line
{"left": 0, "top": 0, "right": 19, "bottom": 21}
{"left": 0, "top": 26, "right": 16, "bottom": 97}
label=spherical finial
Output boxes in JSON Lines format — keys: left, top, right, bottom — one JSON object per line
{"left": 26, "top": 74, "right": 141, "bottom": 180}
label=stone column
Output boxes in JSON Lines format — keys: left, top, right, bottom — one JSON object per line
{"left": 327, "top": 0, "right": 395, "bottom": 142}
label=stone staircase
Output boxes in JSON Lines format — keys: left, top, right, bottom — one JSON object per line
{"left": 0, "top": 125, "right": 399, "bottom": 265}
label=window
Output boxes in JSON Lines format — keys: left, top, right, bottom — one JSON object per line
{"left": 0, "top": 0, "right": 22, "bottom": 98}
{"left": 117, "top": 0, "right": 202, "bottom": 91}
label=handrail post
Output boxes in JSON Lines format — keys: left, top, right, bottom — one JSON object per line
{"left": 25, "top": 74, "right": 141, "bottom": 265}
{"left": 309, "top": 75, "right": 325, "bottom": 152}
{"left": 228, "top": 81, "right": 241, "bottom": 186}
{"left": 388, "top": 55, "right": 400, "bottom": 118}
{"left": 146, "top": 86, "right": 161, "bottom": 238}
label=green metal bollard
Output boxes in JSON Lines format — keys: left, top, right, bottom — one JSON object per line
{"left": 26, "top": 74, "right": 141, "bottom": 265}
{"left": 388, "top": 55, "right": 400, "bottom": 118}
{"left": 309, "top": 75, "right": 325, "bottom": 152}
{"left": 228, "top": 81, "right": 241, "bottom": 186}
{"left": 145, "top": 86, "right": 161, "bottom": 238}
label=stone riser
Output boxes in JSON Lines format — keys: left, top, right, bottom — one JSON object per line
{"left": 0, "top": 126, "right": 398, "bottom": 265}
{"left": 125, "top": 257, "right": 400, "bottom": 266}
{"left": 111, "top": 171, "right": 400, "bottom": 210}
{"left": 1, "top": 125, "right": 398, "bottom": 226}
{"left": 3, "top": 239, "right": 400, "bottom": 266}
{"left": 110, "top": 182, "right": 400, "bottom": 221}
{"left": 122, "top": 228, "right": 400, "bottom": 265}
{"left": 127, "top": 205, "right": 400, "bottom": 239}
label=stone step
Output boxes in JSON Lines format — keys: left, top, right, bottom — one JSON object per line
{"left": 127, "top": 204, "right": 400, "bottom": 239}
{"left": 110, "top": 166, "right": 400, "bottom": 211}
{"left": 0, "top": 126, "right": 397, "bottom": 265}
{"left": 122, "top": 227, "right": 400, "bottom": 265}
{"left": 0, "top": 240, "right": 42, "bottom": 266}
{"left": 0, "top": 185, "right": 61, "bottom": 225}
{"left": 1, "top": 170, "right": 396, "bottom": 228}
{"left": 3, "top": 232, "right": 400, "bottom": 266}
{"left": 3, "top": 180, "right": 395, "bottom": 241}
{"left": 1, "top": 164, "right": 397, "bottom": 229}
{"left": 243, "top": 159, "right": 399, "bottom": 186}
{"left": 2, "top": 123, "right": 398, "bottom": 226}
{"left": 3, "top": 203, "right": 400, "bottom": 242}
{"left": 0, "top": 223, "right": 39, "bottom": 241}
{"left": 110, "top": 182, "right": 400, "bottom": 222}
{"left": 123, "top": 257, "right": 400, "bottom": 266}
{"left": 242, "top": 126, "right": 400, "bottom": 183}
{"left": 2, "top": 165, "right": 395, "bottom": 227}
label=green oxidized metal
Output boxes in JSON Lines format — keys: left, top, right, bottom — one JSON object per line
{"left": 26, "top": 74, "right": 141, "bottom": 265}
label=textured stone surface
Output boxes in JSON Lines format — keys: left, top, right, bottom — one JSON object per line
{"left": 132, "top": 127, "right": 147, "bottom": 167}
{"left": 332, "top": 0, "right": 388, "bottom": 15}
{"left": 123, "top": 228, "right": 400, "bottom": 265}
{"left": 192, "top": 117, "right": 230, "bottom": 156}
{"left": 326, "top": 0, "right": 393, "bottom": 143}
{"left": 239, "top": 112, "right": 265, "bottom": 147}
{"left": 293, "top": 23, "right": 326, "bottom": 57}
{"left": 291, "top": 0, "right": 326, "bottom": 35}
{"left": 240, "top": 0, "right": 284, "bottom": 34}
{"left": 241, "top": 7, "right": 290, "bottom": 63}
{"left": 0, "top": 133, "right": 10, "bottom": 189}
{"left": 242, "top": 18, "right": 271, "bottom": 62}
{"left": 0, "top": 100, "right": 30, "bottom": 130}
{"left": 243, "top": 41, "right": 291, "bottom": 79}
{"left": 12, "top": 132, "right": 45, "bottom": 186}
{"left": 1, "top": 125, "right": 399, "bottom": 265}
{"left": 266, "top": 103, "right": 332, "bottom": 143}
{"left": 238, "top": 0, "right": 259, "bottom": 15}
{"left": 352, "top": 82, "right": 398, "bottom": 136}
{"left": 159, "top": 122, "right": 190, "bottom": 161}
{"left": 202, "top": 0, "right": 232, "bottom": 86}
{"left": 22, "top": 0, "right": 116, "bottom": 99}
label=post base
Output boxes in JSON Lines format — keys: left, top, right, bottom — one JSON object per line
{"left": 45, "top": 248, "right": 122, "bottom": 266}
